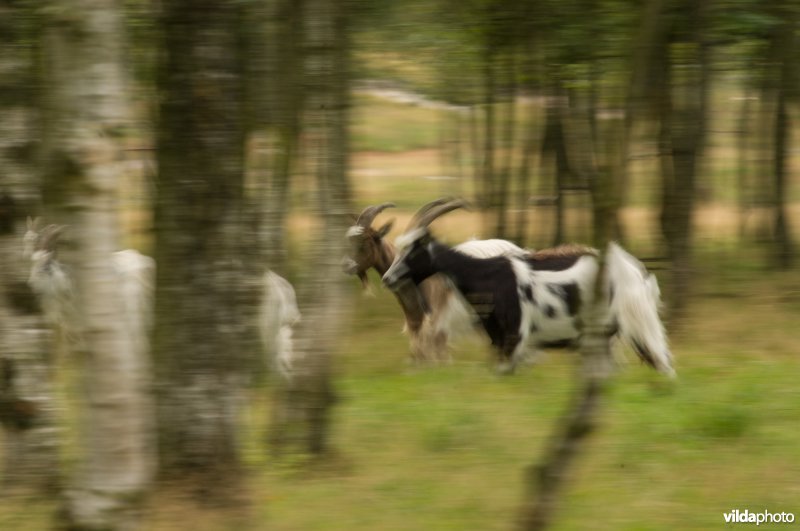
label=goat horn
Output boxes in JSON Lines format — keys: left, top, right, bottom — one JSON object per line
{"left": 409, "top": 197, "right": 471, "bottom": 230}
{"left": 406, "top": 197, "right": 453, "bottom": 230}
{"left": 356, "top": 202, "right": 396, "bottom": 228}
{"left": 36, "top": 224, "right": 66, "bottom": 251}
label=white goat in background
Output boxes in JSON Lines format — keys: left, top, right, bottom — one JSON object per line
{"left": 24, "top": 217, "right": 300, "bottom": 379}
{"left": 260, "top": 270, "right": 301, "bottom": 380}
{"left": 23, "top": 218, "right": 155, "bottom": 351}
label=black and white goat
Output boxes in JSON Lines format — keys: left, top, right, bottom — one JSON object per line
{"left": 382, "top": 199, "right": 675, "bottom": 376}
{"left": 343, "top": 201, "right": 527, "bottom": 363}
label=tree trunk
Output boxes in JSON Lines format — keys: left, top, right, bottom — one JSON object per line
{"left": 519, "top": 261, "right": 612, "bottom": 530}
{"left": 481, "top": 44, "right": 497, "bottom": 220}
{"left": 39, "top": 1, "right": 154, "bottom": 527}
{"left": 246, "top": 0, "right": 306, "bottom": 276}
{"left": 153, "top": 0, "right": 249, "bottom": 493}
{"left": 540, "top": 91, "right": 570, "bottom": 246}
{"left": 736, "top": 85, "right": 753, "bottom": 240}
{"left": 658, "top": 0, "right": 710, "bottom": 317}
{"left": 514, "top": 98, "right": 540, "bottom": 247}
{"left": 494, "top": 50, "right": 517, "bottom": 239}
{"left": 0, "top": 0, "right": 61, "bottom": 493}
{"left": 269, "top": 0, "right": 350, "bottom": 457}
{"left": 769, "top": 5, "right": 796, "bottom": 269}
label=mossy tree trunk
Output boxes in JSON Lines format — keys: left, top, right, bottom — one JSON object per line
{"left": 0, "top": 0, "right": 60, "bottom": 494}
{"left": 39, "top": 0, "right": 155, "bottom": 527}
{"left": 153, "top": 0, "right": 249, "bottom": 494}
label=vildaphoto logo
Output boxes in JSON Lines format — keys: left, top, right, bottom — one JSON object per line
{"left": 723, "top": 509, "right": 795, "bottom": 525}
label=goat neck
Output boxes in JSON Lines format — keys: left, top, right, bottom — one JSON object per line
{"left": 428, "top": 241, "right": 512, "bottom": 293}
{"left": 371, "top": 238, "right": 397, "bottom": 276}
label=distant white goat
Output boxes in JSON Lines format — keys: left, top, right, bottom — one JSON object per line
{"left": 24, "top": 217, "right": 300, "bottom": 380}
{"left": 259, "top": 270, "right": 301, "bottom": 380}
{"left": 24, "top": 218, "right": 155, "bottom": 353}
{"left": 24, "top": 218, "right": 76, "bottom": 334}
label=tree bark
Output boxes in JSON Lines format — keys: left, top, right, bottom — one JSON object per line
{"left": 153, "top": 0, "right": 249, "bottom": 492}
{"left": 540, "top": 91, "right": 570, "bottom": 246}
{"left": 39, "top": 1, "right": 154, "bottom": 527}
{"left": 657, "top": 0, "right": 710, "bottom": 317}
{"left": 768, "top": 4, "right": 796, "bottom": 269}
{"left": 481, "top": 44, "right": 497, "bottom": 220}
{"left": 0, "top": 0, "right": 61, "bottom": 493}
{"left": 269, "top": 0, "right": 350, "bottom": 457}
{"left": 519, "top": 260, "right": 611, "bottom": 530}
{"left": 494, "top": 50, "right": 517, "bottom": 239}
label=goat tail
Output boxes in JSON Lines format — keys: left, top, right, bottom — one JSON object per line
{"left": 604, "top": 242, "right": 675, "bottom": 377}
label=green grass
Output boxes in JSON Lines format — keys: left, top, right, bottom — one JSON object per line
{"left": 230, "top": 259, "right": 800, "bottom": 531}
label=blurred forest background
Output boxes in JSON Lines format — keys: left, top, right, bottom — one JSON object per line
{"left": 0, "top": 0, "right": 799, "bottom": 529}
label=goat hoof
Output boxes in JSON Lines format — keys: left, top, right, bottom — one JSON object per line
{"left": 495, "top": 361, "right": 515, "bottom": 376}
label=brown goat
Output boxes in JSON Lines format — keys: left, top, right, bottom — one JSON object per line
{"left": 343, "top": 202, "right": 527, "bottom": 363}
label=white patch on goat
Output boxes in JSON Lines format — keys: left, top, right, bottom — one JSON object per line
{"left": 393, "top": 227, "right": 427, "bottom": 250}
{"left": 345, "top": 225, "right": 365, "bottom": 238}
{"left": 508, "top": 255, "right": 599, "bottom": 366}
{"left": 454, "top": 238, "right": 528, "bottom": 258}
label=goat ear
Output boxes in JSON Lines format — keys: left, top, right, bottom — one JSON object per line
{"left": 27, "top": 216, "right": 40, "bottom": 232}
{"left": 376, "top": 219, "right": 394, "bottom": 239}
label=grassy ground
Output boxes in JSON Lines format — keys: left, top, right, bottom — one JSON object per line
{"left": 141, "top": 256, "right": 800, "bottom": 531}
{"left": 2, "top": 91, "right": 800, "bottom": 530}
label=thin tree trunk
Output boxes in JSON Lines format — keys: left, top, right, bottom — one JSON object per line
{"left": 519, "top": 260, "right": 611, "bottom": 530}
{"left": 0, "top": 0, "right": 60, "bottom": 493}
{"left": 770, "top": 5, "right": 796, "bottom": 269}
{"left": 736, "top": 85, "right": 753, "bottom": 240}
{"left": 263, "top": 0, "right": 306, "bottom": 275}
{"left": 771, "top": 87, "right": 792, "bottom": 269}
{"left": 482, "top": 44, "right": 497, "bottom": 219}
{"left": 514, "top": 99, "right": 540, "bottom": 247}
{"left": 269, "top": 0, "right": 350, "bottom": 457}
{"left": 40, "top": 1, "right": 154, "bottom": 527}
{"left": 540, "top": 91, "right": 570, "bottom": 246}
{"left": 658, "top": 0, "right": 710, "bottom": 317}
{"left": 469, "top": 105, "right": 483, "bottom": 204}
{"left": 495, "top": 50, "right": 517, "bottom": 238}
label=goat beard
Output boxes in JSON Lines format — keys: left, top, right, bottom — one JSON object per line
{"left": 358, "top": 272, "right": 377, "bottom": 298}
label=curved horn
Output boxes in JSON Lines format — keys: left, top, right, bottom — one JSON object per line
{"left": 36, "top": 224, "right": 66, "bottom": 252}
{"left": 355, "top": 202, "right": 396, "bottom": 228}
{"left": 408, "top": 197, "right": 471, "bottom": 230}
{"left": 405, "top": 197, "right": 453, "bottom": 230}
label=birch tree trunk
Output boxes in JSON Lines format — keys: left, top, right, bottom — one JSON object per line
{"left": 0, "top": 0, "right": 60, "bottom": 493}
{"left": 39, "top": 0, "right": 154, "bottom": 527}
{"left": 153, "top": 0, "right": 249, "bottom": 492}
{"left": 269, "top": 0, "right": 350, "bottom": 457}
